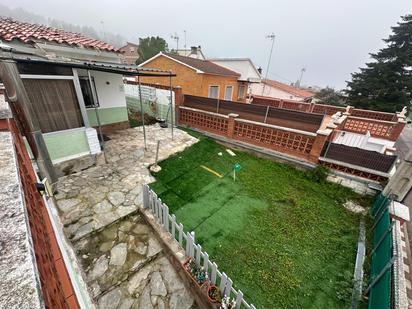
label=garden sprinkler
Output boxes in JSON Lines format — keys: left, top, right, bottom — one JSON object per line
{"left": 233, "top": 163, "right": 241, "bottom": 182}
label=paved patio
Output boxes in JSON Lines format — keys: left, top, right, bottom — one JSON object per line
{"left": 55, "top": 125, "right": 197, "bottom": 308}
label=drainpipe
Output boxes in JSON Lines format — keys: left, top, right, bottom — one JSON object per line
{"left": 0, "top": 59, "right": 57, "bottom": 183}
{"left": 169, "top": 71, "right": 174, "bottom": 140}
{"left": 87, "top": 70, "right": 104, "bottom": 149}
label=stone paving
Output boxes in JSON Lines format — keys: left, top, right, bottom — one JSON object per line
{"left": 55, "top": 125, "right": 198, "bottom": 308}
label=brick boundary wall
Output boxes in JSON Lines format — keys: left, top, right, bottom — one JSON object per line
{"left": 4, "top": 118, "right": 80, "bottom": 309}
{"left": 251, "top": 95, "right": 405, "bottom": 141}
{"left": 342, "top": 116, "right": 405, "bottom": 141}
{"left": 178, "top": 106, "right": 328, "bottom": 163}
{"left": 251, "top": 95, "right": 398, "bottom": 120}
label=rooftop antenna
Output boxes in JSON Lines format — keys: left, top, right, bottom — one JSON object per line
{"left": 183, "top": 30, "right": 187, "bottom": 49}
{"left": 171, "top": 33, "right": 179, "bottom": 51}
{"left": 296, "top": 67, "right": 306, "bottom": 87}
{"left": 262, "top": 33, "right": 276, "bottom": 96}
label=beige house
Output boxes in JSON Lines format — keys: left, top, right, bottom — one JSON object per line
{"left": 250, "top": 79, "right": 315, "bottom": 101}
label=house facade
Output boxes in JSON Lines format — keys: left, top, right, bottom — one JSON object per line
{"left": 250, "top": 79, "right": 315, "bottom": 101}
{"left": 138, "top": 52, "right": 243, "bottom": 101}
{"left": 0, "top": 18, "right": 130, "bottom": 164}
{"left": 119, "top": 42, "right": 139, "bottom": 65}
{"left": 175, "top": 46, "right": 206, "bottom": 59}
{"left": 209, "top": 58, "right": 261, "bottom": 102}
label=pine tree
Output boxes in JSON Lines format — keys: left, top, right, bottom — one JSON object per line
{"left": 345, "top": 15, "right": 412, "bottom": 113}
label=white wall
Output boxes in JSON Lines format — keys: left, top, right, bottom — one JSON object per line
{"left": 78, "top": 69, "right": 127, "bottom": 109}
{"left": 250, "top": 83, "right": 304, "bottom": 101}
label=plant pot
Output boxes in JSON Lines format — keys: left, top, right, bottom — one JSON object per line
{"left": 207, "top": 284, "right": 222, "bottom": 303}
{"left": 182, "top": 258, "right": 208, "bottom": 288}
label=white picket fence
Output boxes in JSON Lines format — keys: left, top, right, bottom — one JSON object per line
{"left": 142, "top": 184, "right": 256, "bottom": 309}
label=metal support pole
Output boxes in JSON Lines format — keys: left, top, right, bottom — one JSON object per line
{"left": 169, "top": 72, "right": 174, "bottom": 140}
{"left": 154, "top": 140, "right": 160, "bottom": 166}
{"left": 138, "top": 75, "right": 147, "bottom": 150}
{"left": 364, "top": 256, "right": 395, "bottom": 295}
{"left": 264, "top": 105, "right": 270, "bottom": 123}
{"left": 87, "top": 70, "right": 104, "bottom": 149}
{"left": 0, "top": 60, "right": 57, "bottom": 183}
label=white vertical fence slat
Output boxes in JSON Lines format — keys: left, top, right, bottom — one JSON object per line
{"left": 226, "top": 278, "right": 233, "bottom": 298}
{"left": 178, "top": 223, "right": 183, "bottom": 246}
{"left": 235, "top": 290, "right": 243, "bottom": 309}
{"left": 196, "top": 244, "right": 201, "bottom": 265}
{"left": 163, "top": 204, "right": 169, "bottom": 231}
{"left": 220, "top": 272, "right": 228, "bottom": 296}
{"left": 211, "top": 262, "right": 217, "bottom": 284}
{"left": 171, "top": 214, "right": 176, "bottom": 238}
{"left": 142, "top": 185, "right": 255, "bottom": 309}
{"left": 203, "top": 252, "right": 209, "bottom": 273}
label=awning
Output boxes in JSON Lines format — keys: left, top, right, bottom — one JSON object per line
{"left": 0, "top": 54, "right": 176, "bottom": 77}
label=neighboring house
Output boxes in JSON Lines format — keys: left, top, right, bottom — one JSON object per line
{"left": 250, "top": 79, "right": 315, "bottom": 101}
{"left": 119, "top": 41, "right": 139, "bottom": 65}
{"left": 175, "top": 46, "right": 205, "bottom": 59}
{"left": 0, "top": 18, "right": 132, "bottom": 164}
{"left": 138, "top": 52, "right": 243, "bottom": 101}
{"left": 209, "top": 58, "right": 261, "bottom": 102}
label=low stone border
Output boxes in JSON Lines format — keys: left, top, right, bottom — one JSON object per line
{"left": 139, "top": 207, "right": 214, "bottom": 309}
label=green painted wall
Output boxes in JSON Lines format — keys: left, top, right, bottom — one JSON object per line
{"left": 86, "top": 106, "right": 128, "bottom": 126}
{"left": 43, "top": 129, "right": 90, "bottom": 161}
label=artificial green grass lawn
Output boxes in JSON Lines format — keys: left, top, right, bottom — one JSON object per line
{"left": 150, "top": 131, "right": 370, "bottom": 308}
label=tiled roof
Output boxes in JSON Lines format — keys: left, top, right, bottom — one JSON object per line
{"left": 163, "top": 53, "right": 240, "bottom": 77}
{"left": 262, "top": 79, "right": 315, "bottom": 98}
{"left": 0, "top": 18, "right": 119, "bottom": 52}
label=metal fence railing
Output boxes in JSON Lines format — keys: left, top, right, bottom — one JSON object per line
{"left": 142, "top": 184, "right": 256, "bottom": 309}
{"left": 366, "top": 193, "right": 393, "bottom": 309}
{"left": 125, "top": 84, "right": 175, "bottom": 124}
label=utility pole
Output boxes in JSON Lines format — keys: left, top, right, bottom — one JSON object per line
{"left": 297, "top": 67, "right": 306, "bottom": 88}
{"left": 171, "top": 34, "right": 179, "bottom": 52}
{"left": 0, "top": 59, "right": 57, "bottom": 183}
{"left": 261, "top": 33, "right": 276, "bottom": 96}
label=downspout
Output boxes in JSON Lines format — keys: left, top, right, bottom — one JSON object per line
{"left": 0, "top": 59, "right": 57, "bottom": 184}
{"left": 169, "top": 71, "right": 174, "bottom": 140}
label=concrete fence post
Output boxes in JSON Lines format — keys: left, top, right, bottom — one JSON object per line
{"left": 279, "top": 99, "right": 284, "bottom": 109}
{"left": 309, "top": 102, "right": 316, "bottom": 113}
{"left": 227, "top": 113, "right": 239, "bottom": 139}
{"left": 309, "top": 128, "right": 332, "bottom": 163}
{"left": 174, "top": 86, "right": 183, "bottom": 125}
{"left": 389, "top": 120, "right": 406, "bottom": 142}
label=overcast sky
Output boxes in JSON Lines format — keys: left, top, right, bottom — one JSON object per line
{"left": 2, "top": 0, "right": 412, "bottom": 89}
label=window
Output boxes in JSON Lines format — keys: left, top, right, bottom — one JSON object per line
{"left": 238, "top": 85, "right": 246, "bottom": 99}
{"left": 224, "top": 85, "right": 233, "bottom": 101}
{"left": 208, "top": 86, "right": 219, "bottom": 99}
{"left": 130, "top": 47, "right": 135, "bottom": 52}
{"left": 79, "top": 77, "right": 99, "bottom": 108}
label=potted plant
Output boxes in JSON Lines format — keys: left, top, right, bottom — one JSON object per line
{"left": 207, "top": 284, "right": 222, "bottom": 303}
{"left": 220, "top": 295, "right": 236, "bottom": 309}
{"left": 183, "top": 258, "right": 208, "bottom": 287}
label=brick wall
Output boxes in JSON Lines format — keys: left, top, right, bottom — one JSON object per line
{"left": 6, "top": 118, "right": 80, "bottom": 308}
{"left": 179, "top": 106, "right": 326, "bottom": 163}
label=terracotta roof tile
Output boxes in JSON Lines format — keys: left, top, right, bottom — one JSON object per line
{"left": 0, "top": 18, "right": 119, "bottom": 52}
{"left": 262, "top": 79, "right": 315, "bottom": 98}
{"left": 163, "top": 53, "right": 240, "bottom": 77}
